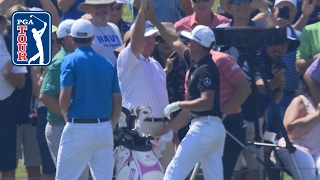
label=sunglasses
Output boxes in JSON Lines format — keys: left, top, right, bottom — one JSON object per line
{"left": 192, "top": 0, "right": 211, "bottom": 3}
{"left": 111, "top": 5, "right": 123, "bottom": 11}
{"left": 156, "top": 36, "right": 165, "bottom": 44}
{"left": 230, "top": 0, "right": 252, "bottom": 5}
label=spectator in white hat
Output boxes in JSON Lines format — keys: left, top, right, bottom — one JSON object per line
{"left": 109, "top": 0, "right": 132, "bottom": 38}
{"left": 56, "top": 18, "right": 121, "bottom": 180}
{"left": 116, "top": 0, "right": 175, "bottom": 170}
{"left": 40, "top": 19, "right": 90, "bottom": 180}
{"left": 79, "top": 0, "right": 123, "bottom": 66}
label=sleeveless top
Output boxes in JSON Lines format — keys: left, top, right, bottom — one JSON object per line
{"left": 278, "top": 95, "right": 320, "bottom": 155}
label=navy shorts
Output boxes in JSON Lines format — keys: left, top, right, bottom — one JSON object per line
{"left": 0, "top": 91, "right": 19, "bottom": 171}
{"left": 36, "top": 107, "right": 56, "bottom": 174}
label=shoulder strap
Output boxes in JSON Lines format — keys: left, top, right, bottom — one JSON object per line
{"left": 300, "top": 95, "right": 316, "bottom": 112}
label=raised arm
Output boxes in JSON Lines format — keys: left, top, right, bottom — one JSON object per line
{"left": 180, "top": 0, "right": 193, "bottom": 16}
{"left": 39, "top": 0, "right": 60, "bottom": 26}
{"left": 130, "top": 0, "right": 147, "bottom": 58}
{"left": 292, "top": 0, "right": 316, "bottom": 31}
{"left": 146, "top": 0, "right": 188, "bottom": 59}
{"left": 57, "top": 0, "right": 76, "bottom": 12}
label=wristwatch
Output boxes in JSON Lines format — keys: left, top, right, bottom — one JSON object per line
{"left": 263, "top": 8, "right": 273, "bottom": 18}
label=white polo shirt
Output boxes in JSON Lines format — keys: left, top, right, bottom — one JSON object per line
{"left": 117, "top": 46, "right": 169, "bottom": 118}
{"left": 0, "top": 34, "right": 27, "bottom": 100}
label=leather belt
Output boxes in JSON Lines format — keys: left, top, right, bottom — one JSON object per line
{"left": 68, "top": 118, "right": 110, "bottom": 124}
{"left": 144, "top": 117, "right": 168, "bottom": 122}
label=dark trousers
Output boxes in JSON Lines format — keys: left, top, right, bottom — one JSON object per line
{"left": 0, "top": 91, "right": 19, "bottom": 171}
{"left": 222, "top": 113, "right": 246, "bottom": 180}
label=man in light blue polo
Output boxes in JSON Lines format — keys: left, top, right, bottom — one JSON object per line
{"left": 56, "top": 18, "right": 122, "bottom": 180}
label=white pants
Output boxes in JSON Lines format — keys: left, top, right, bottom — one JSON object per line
{"left": 56, "top": 121, "right": 114, "bottom": 180}
{"left": 277, "top": 148, "right": 320, "bottom": 180}
{"left": 46, "top": 121, "right": 89, "bottom": 180}
{"left": 164, "top": 116, "right": 226, "bottom": 180}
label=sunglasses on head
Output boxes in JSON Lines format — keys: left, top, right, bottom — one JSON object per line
{"left": 156, "top": 36, "right": 165, "bottom": 44}
{"left": 230, "top": 0, "right": 252, "bottom": 5}
{"left": 192, "top": 0, "right": 211, "bottom": 3}
{"left": 111, "top": 5, "right": 123, "bottom": 11}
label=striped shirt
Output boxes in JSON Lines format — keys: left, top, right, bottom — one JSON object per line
{"left": 283, "top": 50, "right": 300, "bottom": 91}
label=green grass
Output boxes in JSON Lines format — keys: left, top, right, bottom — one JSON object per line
{"left": 15, "top": 3, "right": 293, "bottom": 180}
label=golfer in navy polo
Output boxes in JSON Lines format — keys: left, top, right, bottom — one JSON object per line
{"left": 56, "top": 19, "right": 122, "bottom": 180}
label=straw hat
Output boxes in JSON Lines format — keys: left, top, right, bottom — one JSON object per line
{"left": 78, "top": 0, "right": 116, "bottom": 12}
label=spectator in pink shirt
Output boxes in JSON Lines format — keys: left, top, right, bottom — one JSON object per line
{"left": 174, "top": 0, "right": 231, "bottom": 32}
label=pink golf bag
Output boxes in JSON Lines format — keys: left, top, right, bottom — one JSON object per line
{"left": 113, "top": 106, "right": 164, "bottom": 180}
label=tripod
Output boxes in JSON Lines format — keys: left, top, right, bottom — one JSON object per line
{"left": 211, "top": 27, "right": 301, "bottom": 180}
{"left": 237, "top": 46, "right": 302, "bottom": 180}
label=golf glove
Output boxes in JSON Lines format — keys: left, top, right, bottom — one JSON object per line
{"left": 164, "top": 101, "right": 180, "bottom": 119}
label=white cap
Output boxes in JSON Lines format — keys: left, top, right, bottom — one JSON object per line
{"left": 116, "top": 0, "right": 126, "bottom": 3}
{"left": 274, "top": 0, "right": 297, "bottom": 8}
{"left": 70, "top": 19, "right": 94, "bottom": 38}
{"left": 57, "top": 19, "right": 75, "bottom": 39}
{"left": 180, "top": 25, "right": 215, "bottom": 48}
{"left": 130, "top": 21, "right": 159, "bottom": 37}
{"left": 28, "top": 7, "right": 44, "bottom": 11}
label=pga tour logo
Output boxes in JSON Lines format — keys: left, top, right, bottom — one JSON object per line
{"left": 11, "top": 11, "right": 52, "bottom": 66}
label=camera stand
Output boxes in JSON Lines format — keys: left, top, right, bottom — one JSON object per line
{"left": 211, "top": 26, "right": 302, "bottom": 180}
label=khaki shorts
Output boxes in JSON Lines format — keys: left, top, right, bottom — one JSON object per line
{"left": 17, "top": 124, "right": 41, "bottom": 166}
{"left": 234, "top": 118, "right": 265, "bottom": 171}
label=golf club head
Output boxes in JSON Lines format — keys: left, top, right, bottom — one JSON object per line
{"left": 136, "top": 105, "right": 152, "bottom": 122}
{"left": 124, "top": 134, "right": 133, "bottom": 141}
{"left": 145, "top": 134, "right": 155, "bottom": 141}
{"left": 127, "top": 130, "right": 140, "bottom": 137}
{"left": 118, "top": 107, "right": 130, "bottom": 128}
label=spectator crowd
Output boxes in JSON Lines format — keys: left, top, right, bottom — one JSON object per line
{"left": 0, "top": 0, "right": 319, "bottom": 179}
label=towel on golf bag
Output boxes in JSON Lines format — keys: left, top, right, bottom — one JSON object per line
{"left": 142, "top": 130, "right": 173, "bottom": 158}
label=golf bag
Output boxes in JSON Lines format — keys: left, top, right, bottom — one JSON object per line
{"left": 113, "top": 106, "right": 164, "bottom": 180}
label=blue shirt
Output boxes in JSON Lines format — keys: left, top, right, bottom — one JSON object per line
{"left": 61, "top": 0, "right": 85, "bottom": 20}
{"left": 60, "top": 46, "right": 120, "bottom": 119}
{"left": 241, "top": 51, "right": 276, "bottom": 122}
{"left": 126, "top": 0, "right": 184, "bottom": 23}
{"left": 117, "top": 19, "right": 132, "bottom": 36}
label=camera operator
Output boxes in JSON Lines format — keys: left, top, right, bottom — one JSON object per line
{"left": 253, "top": 0, "right": 314, "bottom": 150}
{"left": 217, "top": 0, "right": 292, "bottom": 179}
